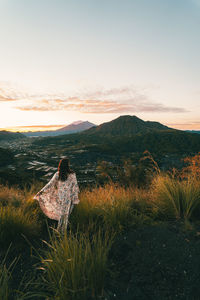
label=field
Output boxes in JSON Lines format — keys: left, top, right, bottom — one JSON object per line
{"left": 1, "top": 154, "right": 200, "bottom": 299}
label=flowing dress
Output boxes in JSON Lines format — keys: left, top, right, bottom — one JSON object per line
{"left": 34, "top": 172, "right": 79, "bottom": 227}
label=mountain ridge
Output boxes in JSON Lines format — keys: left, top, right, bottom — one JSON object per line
{"left": 57, "top": 121, "right": 96, "bottom": 132}
{"left": 82, "top": 115, "right": 175, "bottom": 137}
{"left": 23, "top": 121, "right": 96, "bottom": 137}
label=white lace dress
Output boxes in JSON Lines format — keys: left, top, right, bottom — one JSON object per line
{"left": 34, "top": 172, "right": 79, "bottom": 229}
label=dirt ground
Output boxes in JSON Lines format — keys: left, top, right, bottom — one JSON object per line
{"left": 107, "top": 222, "right": 200, "bottom": 300}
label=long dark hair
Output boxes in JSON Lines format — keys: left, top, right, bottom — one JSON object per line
{"left": 58, "top": 158, "right": 74, "bottom": 181}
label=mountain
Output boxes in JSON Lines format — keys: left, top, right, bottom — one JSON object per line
{"left": 57, "top": 121, "right": 96, "bottom": 132}
{"left": 32, "top": 115, "right": 200, "bottom": 156}
{"left": 83, "top": 115, "right": 173, "bottom": 137}
{"left": 0, "top": 131, "right": 25, "bottom": 142}
{"left": 23, "top": 121, "right": 96, "bottom": 137}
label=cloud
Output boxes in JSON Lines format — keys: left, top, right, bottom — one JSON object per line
{"left": 14, "top": 124, "right": 65, "bottom": 129}
{"left": 0, "top": 94, "right": 17, "bottom": 102}
{"left": 1, "top": 83, "right": 187, "bottom": 114}
{"left": 16, "top": 96, "right": 187, "bottom": 114}
{"left": 0, "top": 84, "right": 27, "bottom": 102}
{"left": 83, "top": 87, "right": 133, "bottom": 99}
{"left": 166, "top": 121, "right": 200, "bottom": 130}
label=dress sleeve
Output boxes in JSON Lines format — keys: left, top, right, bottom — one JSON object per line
{"left": 41, "top": 172, "right": 58, "bottom": 192}
{"left": 34, "top": 172, "right": 58, "bottom": 200}
{"left": 70, "top": 173, "right": 80, "bottom": 204}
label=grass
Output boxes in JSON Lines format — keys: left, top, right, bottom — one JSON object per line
{"left": 0, "top": 206, "right": 42, "bottom": 250}
{"left": 39, "top": 229, "right": 114, "bottom": 300}
{"left": 0, "top": 185, "right": 43, "bottom": 250}
{"left": 0, "top": 248, "right": 17, "bottom": 300}
{"left": 151, "top": 174, "right": 200, "bottom": 220}
{"left": 0, "top": 260, "right": 12, "bottom": 300}
{"left": 1, "top": 157, "right": 200, "bottom": 299}
{"left": 71, "top": 184, "right": 151, "bottom": 233}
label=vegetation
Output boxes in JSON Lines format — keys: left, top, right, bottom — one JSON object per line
{"left": 0, "top": 148, "right": 14, "bottom": 167}
{"left": 40, "top": 229, "right": 114, "bottom": 299}
{"left": 0, "top": 153, "right": 200, "bottom": 298}
{"left": 32, "top": 115, "right": 200, "bottom": 155}
{"left": 0, "top": 131, "right": 25, "bottom": 142}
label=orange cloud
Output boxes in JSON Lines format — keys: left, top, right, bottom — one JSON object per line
{"left": 2, "top": 124, "right": 65, "bottom": 132}
{"left": 1, "top": 84, "right": 187, "bottom": 114}
{"left": 16, "top": 96, "right": 187, "bottom": 114}
{"left": 0, "top": 94, "right": 17, "bottom": 102}
{"left": 166, "top": 122, "right": 200, "bottom": 130}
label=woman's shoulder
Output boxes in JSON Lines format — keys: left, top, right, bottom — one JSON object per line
{"left": 69, "top": 171, "right": 75, "bottom": 176}
{"left": 68, "top": 171, "right": 76, "bottom": 179}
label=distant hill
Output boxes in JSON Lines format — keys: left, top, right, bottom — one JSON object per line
{"left": 83, "top": 115, "right": 173, "bottom": 137}
{"left": 186, "top": 130, "right": 200, "bottom": 134}
{"left": 23, "top": 121, "right": 96, "bottom": 137}
{"left": 57, "top": 121, "right": 96, "bottom": 132}
{"left": 0, "top": 131, "right": 25, "bottom": 141}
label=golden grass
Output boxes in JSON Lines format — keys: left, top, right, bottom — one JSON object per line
{"left": 150, "top": 174, "right": 200, "bottom": 220}
{"left": 71, "top": 183, "right": 151, "bottom": 233}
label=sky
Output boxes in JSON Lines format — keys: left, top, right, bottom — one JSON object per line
{"left": 0, "top": 0, "right": 200, "bottom": 131}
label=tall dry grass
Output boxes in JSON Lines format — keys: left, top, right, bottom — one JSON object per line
{"left": 71, "top": 183, "right": 151, "bottom": 233}
{"left": 0, "top": 185, "right": 43, "bottom": 250}
{"left": 151, "top": 174, "right": 200, "bottom": 220}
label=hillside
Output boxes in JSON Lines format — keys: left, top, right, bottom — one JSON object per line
{"left": 0, "top": 147, "right": 14, "bottom": 166}
{"left": 32, "top": 115, "right": 200, "bottom": 156}
{"left": 2, "top": 168, "right": 200, "bottom": 299}
{"left": 0, "top": 130, "right": 25, "bottom": 141}
{"left": 83, "top": 115, "right": 172, "bottom": 137}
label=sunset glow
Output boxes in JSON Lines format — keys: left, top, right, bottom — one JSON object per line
{"left": 0, "top": 124, "right": 65, "bottom": 133}
{"left": 0, "top": 0, "right": 200, "bottom": 131}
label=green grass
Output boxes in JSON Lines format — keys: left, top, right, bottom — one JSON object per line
{"left": 39, "top": 229, "right": 114, "bottom": 300}
{"left": 0, "top": 261, "right": 12, "bottom": 300}
{"left": 0, "top": 249, "right": 17, "bottom": 300}
{"left": 0, "top": 206, "right": 42, "bottom": 250}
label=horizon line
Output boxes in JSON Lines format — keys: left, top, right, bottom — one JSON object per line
{"left": 1, "top": 122, "right": 200, "bottom": 132}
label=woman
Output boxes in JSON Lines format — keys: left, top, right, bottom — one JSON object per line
{"left": 34, "top": 158, "right": 79, "bottom": 233}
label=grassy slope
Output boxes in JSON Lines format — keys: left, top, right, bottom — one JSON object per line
{"left": 1, "top": 169, "right": 200, "bottom": 299}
